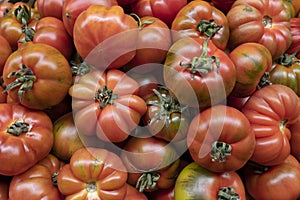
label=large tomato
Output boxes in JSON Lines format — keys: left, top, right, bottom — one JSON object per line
{"left": 0, "top": 177, "right": 10, "bottom": 200}
{"left": 2, "top": 42, "right": 73, "bottom": 110}
{"left": 226, "top": 0, "right": 292, "bottom": 59}
{"left": 286, "top": 17, "right": 300, "bottom": 59}
{"left": 9, "top": 154, "right": 65, "bottom": 200}
{"left": 36, "top": 0, "right": 64, "bottom": 19}
{"left": 57, "top": 147, "right": 128, "bottom": 200}
{"left": 69, "top": 69, "right": 147, "bottom": 143}
{"left": 187, "top": 104, "right": 256, "bottom": 172}
{"left": 0, "top": 35, "right": 12, "bottom": 74}
{"left": 73, "top": 5, "right": 138, "bottom": 70}
{"left": 229, "top": 42, "right": 273, "bottom": 98}
{"left": 174, "top": 162, "right": 246, "bottom": 200}
{"left": 164, "top": 37, "right": 236, "bottom": 108}
{"left": 171, "top": 0, "right": 230, "bottom": 50}
{"left": 210, "top": 0, "right": 236, "bottom": 14}
{"left": 242, "top": 84, "right": 300, "bottom": 166}
{"left": 0, "top": 2, "right": 12, "bottom": 20}
{"left": 290, "top": 115, "right": 300, "bottom": 160}
{"left": 0, "top": 103, "right": 53, "bottom": 176}
{"left": 243, "top": 155, "right": 300, "bottom": 200}
{"left": 124, "top": 184, "right": 148, "bottom": 200}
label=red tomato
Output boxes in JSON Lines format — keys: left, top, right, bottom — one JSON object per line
{"left": 36, "top": 0, "right": 64, "bottom": 19}
{"left": 211, "top": 0, "right": 235, "bottom": 14}
{"left": 124, "top": 184, "right": 148, "bottom": 200}
{"left": 0, "top": 2, "right": 12, "bottom": 20}
{"left": 290, "top": 115, "right": 300, "bottom": 160}
{"left": 57, "top": 147, "right": 128, "bottom": 200}
{"left": 0, "top": 103, "right": 53, "bottom": 176}
{"left": 242, "top": 84, "right": 300, "bottom": 166}
{"left": 9, "top": 154, "right": 65, "bottom": 200}
{"left": 286, "top": 17, "right": 300, "bottom": 59}
{"left": 0, "top": 35, "right": 12, "bottom": 74}
{"left": 0, "top": 178, "right": 9, "bottom": 200}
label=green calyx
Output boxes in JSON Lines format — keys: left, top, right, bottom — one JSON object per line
{"left": 136, "top": 172, "right": 160, "bottom": 192}
{"left": 94, "top": 85, "right": 119, "bottom": 109}
{"left": 218, "top": 186, "right": 240, "bottom": 200}
{"left": 210, "top": 141, "right": 232, "bottom": 162}
{"left": 7, "top": 120, "right": 30, "bottom": 136}
{"left": 197, "top": 19, "right": 222, "bottom": 38}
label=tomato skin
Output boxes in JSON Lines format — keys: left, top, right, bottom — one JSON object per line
{"left": 286, "top": 18, "right": 300, "bottom": 59}
{"left": 57, "top": 147, "right": 128, "bottom": 200}
{"left": 164, "top": 37, "right": 236, "bottom": 108}
{"left": 171, "top": 0, "right": 230, "bottom": 50}
{"left": 290, "top": 115, "right": 300, "bottom": 160}
{"left": 242, "top": 84, "right": 300, "bottom": 166}
{"left": 62, "top": 0, "right": 118, "bottom": 37}
{"left": 0, "top": 35, "right": 12, "bottom": 74}
{"left": 0, "top": 103, "right": 53, "bottom": 176}
{"left": 0, "top": 178, "right": 9, "bottom": 200}
{"left": 9, "top": 154, "right": 65, "bottom": 200}
{"left": 69, "top": 69, "right": 147, "bottom": 143}
{"left": 243, "top": 155, "right": 300, "bottom": 200}
{"left": 0, "top": 2, "right": 12, "bottom": 20}
{"left": 174, "top": 162, "right": 246, "bottom": 200}
{"left": 36, "top": 0, "right": 64, "bottom": 19}
{"left": 227, "top": 0, "right": 292, "bottom": 59}
{"left": 211, "top": 0, "right": 235, "bottom": 14}
{"left": 3, "top": 42, "right": 73, "bottom": 110}
{"left": 229, "top": 42, "right": 273, "bottom": 98}
{"left": 124, "top": 184, "right": 148, "bottom": 200}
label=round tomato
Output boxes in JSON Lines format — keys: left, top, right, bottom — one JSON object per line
{"left": 0, "top": 103, "right": 53, "bottom": 176}
{"left": 57, "top": 147, "right": 128, "bottom": 200}
{"left": 3, "top": 42, "right": 73, "bottom": 110}
{"left": 36, "top": 0, "right": 64, "bottom": 19}
{"left": 227, "top": 0, "right": 292, "bottom": 59}
{"left": 124, "top": 184, "right": 148, "bottom": 200}
{"left": 164, "top": 37, "right": 236, "bottom": 108}
{"left": 9, "top": 154, "right": 65, "bottom": 200}
{"left": 174, "top": 162, "right": 246, "bottom": 200}
{"left": 211, "top": 0, "right": 235, "bottom": 14}
{"left": 242, "top": 84, "right": 300, "bottom": 166}
{"left": 0, "top": 35, "right": 12, "bottom": 74}
{"left": 69, "top": 69, "right": 147, "bottom": 143}
{"left": 171, "top": 0, "right": 230, "bottom": 50}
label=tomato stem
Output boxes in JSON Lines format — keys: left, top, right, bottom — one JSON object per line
{"left": 217, "top": 186, "right": 240, "bottom": 200}
{"left": 262, "top": 15, "right": 272, "bottom": 28}
{"left": 210, "top": 141, "right": 232, "bottom": 162}
{"left": 197, "top": 19, "right": 222, "bottom": 38}
{"left": 94, "top": 85, "right": 119, "bottom": 109}
{"left": 130, "top": 13, "right": 154, "bottom": 28}
{"left": 52, "top": 172, "right": 58, "bottom": 186}
{"left": 276, "top": 52, "right": 297, "bottom": 67}
{"left": 136, "top": 172, "right": 160, "bottom": 192}
{"left": 13, "top": 5, "right": 31, "bottom": 26}
{"left": 7, "top": 120, "right": 30, "bottom": 136}
{"left": 86, "top": 181, "right": 97, "bottom": 193}
{"left": 257, "top": 72, "right": 272, "bottom": 89}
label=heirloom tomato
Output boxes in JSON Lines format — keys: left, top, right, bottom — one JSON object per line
{"left": 124, "top": 184, "right": 148, "bottom": 200}
{"left": 0, "top": 177, "right": 9, "bottom": 200}
{"left": 174, "top": 162, "right": 246, "bottom": 200}
{"left": 0, "top": 2, "right": 12, "bottom": 20}
{"left": 229, "top": 42, "right": 273, "bottom": 98}
{"left": 242, "top": 84, "right": 300, "bottom": 166}
{"left": 164, "top": 37, "right": 236, "bottom": 108}
{"left": 73, "top": 5, "right": 138, "bottom": 70}
{"left": 290, "top": 115, "right": 300, "bottom": 160}
{"left": 283, "top": 0, "right": 300, "bottom": 18}
{"left": 210, "top": 0, "right": 235, "bottom": 14}
{"left": 286, "top": 17, "right": 300, "bottom": 59}
{"left": 0, "top": 103, "right": 53, "bottom": 176}
{"left": 57, "top": 147, "right": 128, "bottom": 200}
{"left": 171, "top": 0, "right": 230, "bottom": 50}
{"left": 69, "top": 69, "right": 147, "bottom": 143}
{"left": 3, "top": 42, "right": 73, "bottom": 110}
{"left": 269, "top": 53, "right": 300, "bottom": 96}
{"left": 226, "top": 0, "right": 292, "bottom": 59}
{"left": 121, "top": 136, "right": 181, "bottom": 192}
{"left": 9, "top": 154, "right": 65, "bottom": 200}
{"left": 0, "top": 35, "right": 12, "bottom": 74}
{"left": 243, "top": 155, "right": 300, "bottom": 200}
{"left": 62, "top": 0, "right": 118, "bottom": 37}
{"left": 36, "top": 0, "right": 64, "bottom": 19}
{"left": 187, "top": 105, "right": 255, "bottom": 172}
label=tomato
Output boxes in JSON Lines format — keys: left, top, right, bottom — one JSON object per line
{"left": 243, "top": 155, "right": 300, "bottom": 200}
{"left": 269, "top": 53, "right": 300, "bottom": 96}
{"left": 69, "top": 69, "right": 147, "bottom": 143}
{"left": 164, "top": 37, "right": 236, "bottom": 108}
{"left": 286, "top": 17, "right": 300, "bottom": 59}
{"left": 2, "top": 42, "right": 73, "bottom": 110}
{"left": 73, "top": 5, "right": 139, "bottom": 70}
{"left": 130, "top": 0, "right": 187, "bottom": 27}
{"left": 187, "top": 104, "right": 255, "bottom": 172}
{"left": 9, "top": 154, "right": 65, "bottom": 200}
{"left": 171, "top": 0, "right": 230, "bottom": 50}
{"left": 174, "top": 162, "right": 246, "bottom": 200}
{"left": 0, "top": 2, "right": 12, "bottom": 20}
{"left": 62, "top": 0, "right": 118, "bottom": 37}
{"left": 0, "top": 35, "right": 12, "bottom": 75}
{"left": 210, "top": 0, "right": 235, "bottom": 14}
{"left": 242, "top": 84, "right": 300, "bottom": 166}
{"left": 226, "top": 0, "right": 292, "bottom": 59}
{"left": 0, "top": 177, "right": 9, "bottom": 200}
{"left": 142, "top": 86, "right": 191, "bottom": 142}
{"left": 124, "top": 184, "right": 148, "bottom": 200}
{"left": 229, "top": 42, "right": 273, "bottom": 98}
{"left": 0, "top": 103, "right": 53, "bottom": 176}
{"left": 57, "top": 147, "right": 128, "bottom": 200}
{"left": 290, "top": 115, "right": 300, "bottom": 160}
{"left": 120, "top": 136, "right": 181, "bottom": 192}
{"left": 43, "top": 94, "right": 72, "bottom": 122}
{"left": 36, "top": 0, "right": 64, "bottom": 19}
{"left": 18, "top": 16, "right": 73, "bottom": 60}
{"left": 123, "top": 15, "right": 172, "bottom": 74}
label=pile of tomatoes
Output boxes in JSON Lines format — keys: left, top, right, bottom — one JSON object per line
{"left": 1, "top": 0, "right": 300, "bottom": 199}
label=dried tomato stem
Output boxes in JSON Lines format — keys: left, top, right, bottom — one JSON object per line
{"left": 136, "top": 172, "right": 160, "bottom": 192}
{"left": 86, "top": 181, "right": 97, "bottom": 192}
{"left": 217, "top": 186, "right": 240, "bottom": 200}
{"left": 197, "top": 19, "right": 222, "bottom": 38}
{"left": 276, "top": 52, "right": 297, "bottom": 67}
{"left": 52, "top": 172, "right": 58, "bottom": 186}
{"left": 210, "top": 141, "right": 232, "bottom": 162}
{"left": 7, "top": 120, "right": 30, "bottom": 136}
{"left": 94, "top": 86, "right": 119, "bottom": 109}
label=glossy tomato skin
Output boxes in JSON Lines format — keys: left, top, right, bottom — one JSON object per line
{"left": 171, "top": 0, "right": 230, "bottom": 50}
{"left": 3, "top": 42, "right": 73, "bottom": 110}
{"left": 164, "top": 37, "right": 236, "bottom": 108}
{"left": 0, "top": 35, "right": 12, "bottom": 74}
{"left": 57, "top": 147, "right": 128, "bottom": 200}
{"left": 174, "top": 162, "right": 246, "bottom": 200}
{"left": 0, "top": 2, "right": 13, "bottom": 20}
{"left": 9, "top": 154, "right": 65, "bottom": 200}
{"left": 229, "top": 42, "right": 273, "bottom": 98}
{"left": 0, "top": 178, "right": 9, "bottom": 200}
{"left": 62, "top": 0, "right": 118, "bottom": 37}
{"left": 73, "top": 5, "right": 138, "bottom": 70}
{"left": 0, "top": 103, "right": 53, "bottom": 176}
{"left": 226, "top": 0, "right": 292, "bottom": 59}
{"left": 124, "top": 184, "right": 148, "bottom": 200}
{"left": 243, "top": 155, "right": 300, "bottom": 200}
{"left": 290, "top": 115, "right": 300, "bottom": 160}
{"left": 69, "top": 69, "right": 147, "bottom": 143}
{"left": 36, "top": 0, "right": 64, "bottom": 19}
{"left": 242, "top": 84, "right": 300, "bottom": 166}
{"left": 286, "top": 18, "right": 300, "bottom": 59}
{"left": 211, "top": 0, "right": 235, "bottom": 14}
